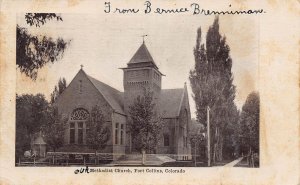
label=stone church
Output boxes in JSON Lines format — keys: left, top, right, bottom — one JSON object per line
{"left": 55, "top": 42, "right": 192, "bottom": 160}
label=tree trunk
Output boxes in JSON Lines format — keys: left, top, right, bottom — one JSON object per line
{"left": 213, "top": 127, "right": 219, "bottom": 163}
{"left": 216, "top": 127, "right": 219, "bottom": 162}
{"left": 247, "top": 146, "right": 252, "bottom": 166}
{"left": 251, "top": 151, "right": 254, "bottom": 168}
{"left": 142, "top": 149, "right": 146, "bottom": 165}
{"left": 30, "top": 134, "right": 34, "bottom": 150}
{"left": 213, "top": 127, "right": 224, "bottom": 162}
{"left": 95, "top": 150, "right": 98, "bottom": 165}
{"left": 194, "top": 142, "right": 197, "bottom": 167}
{"left": 213, "top": 143, "right": 216, "bottom": 164}
{"left": 129, "top": 134, "right": 132, "bottom": 154}
{"left": 53, "top": 148, "right": 56, "bottom": 165}
{"left": 218, "top": 134, "right": 223, "bottom": 161}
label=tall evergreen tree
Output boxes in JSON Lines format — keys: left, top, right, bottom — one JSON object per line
{"left": 189, "top": 17, "right": 238, "bottom": 162}
{"left": 50, "top": 77, "right": 67, "bottom": 104}
{"left": 128, "top": 88, "right": 163, "bottom": 154}
{"left": 238, "top": 92, "right": 260, "bottom": 155}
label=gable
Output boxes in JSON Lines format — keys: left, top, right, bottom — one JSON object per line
{"left": 159, "top": 88, "right": 185, "bottom": 118}
{"left": 54, "top": 70, "right": 111, "bottom": 115}
{"left": 55, "top": 69, "right": 124, "bottom": 115}
{"left": 159, "top": 83, "right": 191, "bottom": 119}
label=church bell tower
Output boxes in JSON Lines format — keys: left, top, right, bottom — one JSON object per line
{"left": 121, "top": 42, "right": 164, "bottom": 114}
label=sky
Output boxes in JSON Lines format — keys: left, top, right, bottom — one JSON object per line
{"left": 16, "top": 13, "right": 259, "bottom": 119}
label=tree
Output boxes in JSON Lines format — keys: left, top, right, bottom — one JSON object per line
{"left": 50, "top": 77, "right": 67, "bottom": 104}
{"left": 189, "top": 17, "right": 238, "bottom": 162}
{"left": 15, "top": 120, "right": 31, "bottom": 161}
{"left": 128, "top": 88, "right": 163, "bottom": 154}
{"left": 86, "top": 105, "right": 110, "bottom": 152}
{"left": 189, "top": 120, "right": 205, "bottom": 165}
{"left": 17, "top": 13, "right": 69, "bottom": 80}
{"left": 238, "top": 92, "right": 260, "bottom": 154}
{"left": 16, "top": 93, "right": 49, "bottom": 160}
{"left": 41, "top": 106, "right": 68, "bottom": 153}
{"left": 16, "top": 94, "right": 49, "bottom": 137}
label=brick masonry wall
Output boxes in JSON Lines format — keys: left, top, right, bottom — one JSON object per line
{"left": 111, "top": 112, "right": 127, "bottom": 160}
{"left": 55, "top": 70, "right": 114, "bottom": 153}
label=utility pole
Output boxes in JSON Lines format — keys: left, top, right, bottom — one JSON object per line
{"left": 207, "top": 106, "right": 211, "bottom": 167}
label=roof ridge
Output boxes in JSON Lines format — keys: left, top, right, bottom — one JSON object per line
{"left": 84, "top": 73, "right": 124, "bottom": 115}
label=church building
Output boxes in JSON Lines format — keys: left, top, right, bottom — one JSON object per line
{"left": 55, "top": 42, "right": 192, "bottom": 161}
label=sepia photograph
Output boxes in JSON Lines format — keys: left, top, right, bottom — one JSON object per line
{"left": 0, "top": 0, "right": 299, "bottom": 184}
{"left": 15, "top": 12, "right": 259, "bottom": 168}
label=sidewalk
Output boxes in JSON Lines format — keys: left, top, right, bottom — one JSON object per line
{"left": 223, "top": 157, "right": 244, "bottom": 167}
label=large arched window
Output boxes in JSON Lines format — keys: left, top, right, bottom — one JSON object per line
{"left": 69, "top": 108, "right": 89, "bottom": 144}
{"left": 70, "top": 108, "right": 89, "bottom": 121}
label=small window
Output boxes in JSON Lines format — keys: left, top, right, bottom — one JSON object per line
{"left": 115, "top": 123, "right": 119, "bottom": 145}
{"left": 78, "top": 122, "right": 83, "bottom": 144}
{"left": 70, "top": 122, "right": 75, "bottom": 144}
{"left": 120, "top": 124, "right": 124, "bottom": 145}
{"left": 79, "top": 80, "right": 83, "bottom": 93}
{"left": 184, "top": 137, "right": 188, "bottom": 147}
{"left": 164, "top": 134, "right": 169, "bottom": 146}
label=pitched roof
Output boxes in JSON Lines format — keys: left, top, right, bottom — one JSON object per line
{"left": 158, "top": 88, "right": 185, "bottom": 118}
{"left": 128, "top": 43, "right": 158, "bottom": 68}
{"left": 33, "top": 135, "right": 46, "bottom": 145}
{"left": 86, "top": 74, "right": 124, "bottom": 115}
{"left": 79, "top": 70, "right": 185, "bottom": 118}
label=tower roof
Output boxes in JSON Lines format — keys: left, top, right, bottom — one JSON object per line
{"left": 128, "top": 43, "right": 158, "bottom": 69}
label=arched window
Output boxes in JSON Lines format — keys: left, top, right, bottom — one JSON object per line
{"left": 70, "top": 108, "right": 89, "bottom": 121}
{"left": 69, "top": 108, "right": 89, "bottom": 144}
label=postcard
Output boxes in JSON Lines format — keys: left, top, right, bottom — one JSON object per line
{"left": 0, "top": 0, "right": 299, "bottom": 185}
